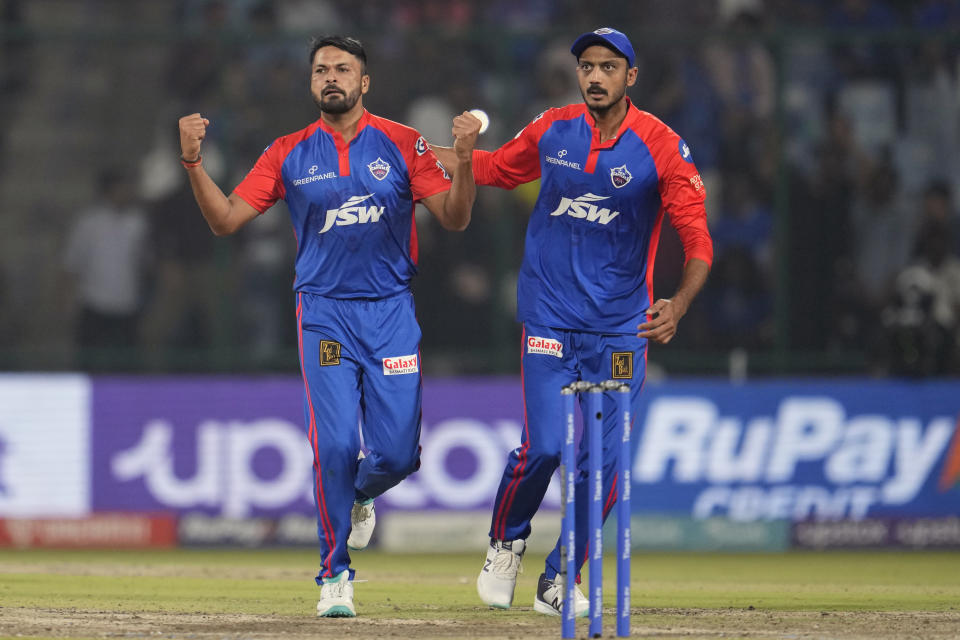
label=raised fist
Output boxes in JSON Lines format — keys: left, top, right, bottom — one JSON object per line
{"left": 179, "top": 113, "right": 210, "bottom": 161}
{"left": 452, "top": 111, "right": 481, "bottom": 161}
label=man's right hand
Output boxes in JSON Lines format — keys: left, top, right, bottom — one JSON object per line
{"left": 179, "top": 113, "right": 209, "bottom": 161}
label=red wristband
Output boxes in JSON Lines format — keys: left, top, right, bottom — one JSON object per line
{"left": 180, "top": 154, "right": 202, "bottom": 169}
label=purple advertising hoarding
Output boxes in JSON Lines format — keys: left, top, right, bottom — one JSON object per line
{"left": 87, "top": 376, "right": 960, "bottom": 522}
{"left": 91, "top": 376, "right": 529, "bottom": 517}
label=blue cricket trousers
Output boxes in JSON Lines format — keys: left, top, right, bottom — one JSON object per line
{"left": 297, "top": 291, "right": 423, "bottom": 583}
{"left": 489, "top": 321, "right": 646, "bottom": 579}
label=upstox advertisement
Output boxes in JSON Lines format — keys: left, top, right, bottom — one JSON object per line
{"left": 0, "top": 376, "right": 957, "bottom": 525}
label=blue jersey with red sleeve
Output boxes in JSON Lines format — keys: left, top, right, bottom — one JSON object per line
{"left": 472, "top": 99, "right": 713, "bottom": 334}
{"left": 233, "top": 110, "right": 451, "bottom": 298}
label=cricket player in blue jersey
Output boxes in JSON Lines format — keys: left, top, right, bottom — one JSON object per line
{"left": 433, "top": 27, "right": 714, "bottom": 614}
{"left": 178, "top": 35, "right": 481, "bottom": 618}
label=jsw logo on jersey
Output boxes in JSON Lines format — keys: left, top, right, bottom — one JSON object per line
{"left": 636, "top": 396, "right": 957, "bottom": 522}
{"left": 549, "top": 193, "right": 620, "bottom": 225}
{"left": 319, "top": 194, "right": 385, "bottom": 234}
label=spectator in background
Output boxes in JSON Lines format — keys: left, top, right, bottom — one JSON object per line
{"left": 882, "top": 215, "right": 960, "bottom": 376}
{"left": 913, "top": 0, "right": 960, "bottom": 27}
{"left": 63, "top": 168, "right": 151, "bottom": 371}
{"left": 844, "top": 151, "right": 914, "bottom": 353}
{"left": 140, "top": 171, "right": 221, "bottom": 366}
{"left": 166, "top": 0, "right": 232, "bottom": 108}
{"left": 918, "top": 181, "right": 960, "bottom": 256}
{"left": 789, "top": 107, "right": 861, "bottom": 350}
{"left": 0, "top": 0, "right": 26, "bottom": 161}
{"left": 828, "top": 0, "right": 901, "bottom": 81}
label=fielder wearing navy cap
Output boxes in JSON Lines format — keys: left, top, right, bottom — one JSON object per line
{"left": 570, "top": 27, "right": 636, "bottom": 68}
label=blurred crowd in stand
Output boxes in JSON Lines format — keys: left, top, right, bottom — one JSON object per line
{"left": 2, "top": 0, "right": 960, "bottom": 375}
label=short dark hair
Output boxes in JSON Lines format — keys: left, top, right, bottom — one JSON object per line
{"left": 309, "top": 35, "right": 367, "bottom": 73}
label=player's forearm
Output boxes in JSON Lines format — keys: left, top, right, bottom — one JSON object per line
{"left": 440, "top": 156, "right": 475, "bottom": 231}
{"left": 185, "top": 166, "right": 240, "bottom": 236}
{"left": 671, "top": 258, "right": 710, "bottom": 316}
{"left": 432, "top": 145, "right": 458, "bottom": 176}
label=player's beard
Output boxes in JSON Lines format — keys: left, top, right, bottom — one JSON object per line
{"left": 313, "top": 86, "right": 361, "bottom": 114}
{"left": 581, "top": 84, "right": 626, "bottom": 115}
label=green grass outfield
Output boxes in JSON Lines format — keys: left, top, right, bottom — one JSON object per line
{"left": 2, "top": 548, "right": 960, "bottom": 639}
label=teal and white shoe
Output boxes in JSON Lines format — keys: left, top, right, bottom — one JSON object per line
{"left": 347, "top": 498, "right": 375, "bottom": 550}
{"left": 317, "top": 570, "right": 356, "bottom": 618}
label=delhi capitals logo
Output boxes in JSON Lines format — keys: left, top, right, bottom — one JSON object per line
{"left": 415, "top": 136, "right": 428, "bottom": 156}
{"left": 610, "top": 164, "right": 632, "bottom": 188}
{"left": 368, "top": 157, "right": 391, "bottom": 181}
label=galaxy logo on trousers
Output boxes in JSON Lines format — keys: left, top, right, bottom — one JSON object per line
{"left": 610, "top": 164, "right": 632, "bottom": 188}
{"left": 527, "top": 336, "right": 563, "bottom": 358}
{"left": 383, "top": 354, "right": 419, "bottom": 375}
{"left": 368, "top": 157, "right": 391, "bottom": 180}
{"left": 319, "top": 194, "right": 385, "bottom": 234}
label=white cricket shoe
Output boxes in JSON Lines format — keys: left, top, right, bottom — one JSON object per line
{"left": 316, "top": 570, "right": 355, "bottom": 618}
{"left": 533, "top": 572, "right": 589, "bottom": 617}
{"left": 347, "top": 498, "right": 375, "bottom": 550}
{"left": 476, "top": 538, "right": 525, "bottom": 608}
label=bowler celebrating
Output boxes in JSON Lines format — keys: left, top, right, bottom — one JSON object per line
{"left": 178, "top": 35, "right": 480, "bottom": 618}
{"left": 432, "top": 27, "right": 713, "bottom": 614}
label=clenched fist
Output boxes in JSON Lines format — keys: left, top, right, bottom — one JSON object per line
{"left": 452, "top": 111, "right": 481, "bottom": 162}
{"left": 179, "top": 113, "right": 210, "bottom": 161}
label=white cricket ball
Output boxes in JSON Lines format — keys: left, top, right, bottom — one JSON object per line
{"left": 468, "top": 109, "right": 490, "bottom": 134}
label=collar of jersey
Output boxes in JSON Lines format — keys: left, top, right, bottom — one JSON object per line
{"left": 584, "top": 97, "right": 641, "bottom": 151}
{"left": 316, "top": 109, "right": 371, "bottom": 148}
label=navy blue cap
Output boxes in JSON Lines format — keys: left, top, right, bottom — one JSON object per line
{"left": 570, "top": 27, "right": 636, "bottom": 68}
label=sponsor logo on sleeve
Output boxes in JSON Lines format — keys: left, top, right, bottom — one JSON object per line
{"left": 383, "top": 354, "right": 419, "bottom": 375}
{"left": 436, "top": 160, "right": 450, "bottom": 181}
{"left": 690, "top": 174, "right": 704, "bottom": 192}
{"left": 415, "top": 136, "right": 429, "bottom": 156}
{"left": 612, "top": 352, "right": 633, "bottom": 379}
{"left": 678, "top": 139, "right": 694, "bottom": 163}
{"left": 527, "top": 336, "right": 563, "bottom": 358}
{"left": 610, "top": 164, "right": 632, "bottom": 188}
{"left": 320, "top": 341, "right": 341, "bottom": 366}
{"left": 368, "top": 157, "right": 391, "bottom": 180}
